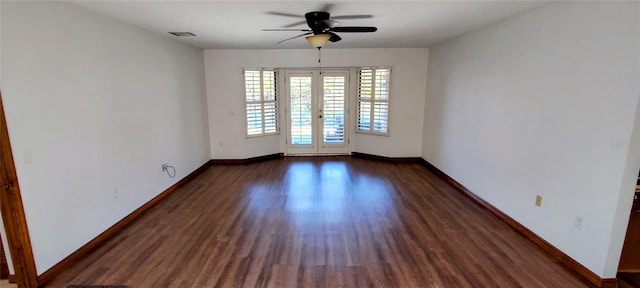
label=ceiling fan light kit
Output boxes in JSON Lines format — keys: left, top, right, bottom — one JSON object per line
{"left": 306, "top": 34, "right": 331, "bottom": 48}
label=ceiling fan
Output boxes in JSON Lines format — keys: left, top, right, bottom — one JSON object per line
{"left": 263, "top": 9, "right": 377, "bottom": 46}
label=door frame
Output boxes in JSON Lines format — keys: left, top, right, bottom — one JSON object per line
{"left": 283, "top": 68, "right": 350, "bottom": 156}
{"left": 0, "top": 90, "right": 39, "bottom": 287}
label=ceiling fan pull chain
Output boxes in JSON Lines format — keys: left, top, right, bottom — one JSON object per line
{"left": 318, "top": 47, "right": 323, "bottom": 75}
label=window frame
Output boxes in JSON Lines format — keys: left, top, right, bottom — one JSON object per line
{"left": 243, "top": 68, "right": 279, "bottom": 137}
{"left": 356, "top": 67, "right": 391, "bottom": 136}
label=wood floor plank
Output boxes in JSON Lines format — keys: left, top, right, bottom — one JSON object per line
{"left": 44, "top": 157, "right": 594, "bottom": 287}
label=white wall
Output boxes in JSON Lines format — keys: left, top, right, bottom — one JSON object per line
{"left": 0, "top": 2, "right": 209, "bottom": 274}
{"left": 422, "top": 1, "right": 640, "bottom": 278}
{"left": 205, "top": 48, "right": 428, "bottom": 159}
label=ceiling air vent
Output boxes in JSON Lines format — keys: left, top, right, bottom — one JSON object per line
{"left": 168, "top": 32, "right": 196, "bottom": 37}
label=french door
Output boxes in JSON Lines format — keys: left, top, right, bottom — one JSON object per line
{"left": 285, "top": 69, "right": 349, "bottom": 155}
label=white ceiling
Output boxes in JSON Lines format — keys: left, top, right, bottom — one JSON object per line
{"left": 69, "top": 1, "right": 546, "bottom": 49}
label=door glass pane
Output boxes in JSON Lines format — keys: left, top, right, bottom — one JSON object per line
{"left": 290, "top": 76, "right": 313, "bottom": 145}
{"left": 323, "top": 76, "right": 345, "bottom": 144}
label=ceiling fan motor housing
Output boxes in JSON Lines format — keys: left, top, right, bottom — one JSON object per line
{"left": 305, "top": 11, "right": 331, "bottom": 34}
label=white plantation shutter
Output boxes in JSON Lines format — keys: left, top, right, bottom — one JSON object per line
{"left": 357, "top": 67, "right": 390, "bottom": 135}
{"left": 244, "top": 69, "right": 278, "bottom": 136}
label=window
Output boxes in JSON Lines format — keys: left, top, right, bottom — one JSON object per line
{"left": 357, "top": 67, "right": 390, "bottom": 135}
{"left": 244, "top": 69, "right": 278, "bottom": 136}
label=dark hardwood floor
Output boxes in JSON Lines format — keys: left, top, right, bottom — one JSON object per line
{"left": 619, "top": 272, "right": 640, "bottom": 288}
{"left": 45, "top": 157, "right": 593, "bottom": 287}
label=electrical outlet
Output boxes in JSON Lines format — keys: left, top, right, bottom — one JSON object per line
{"left": 112, "top": 188, "right": 119, "bottom": 199}
{"left": 535, "top": 195, "right": 542, "bottom": 207}
{"left": 574, "top": 216, "right": 583, "bottom": 230}
{"left": 162, "top": 163, "right": 168, "bottom": 172}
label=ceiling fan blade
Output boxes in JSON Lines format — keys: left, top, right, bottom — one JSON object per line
{"left": 305, "top": 11, "right": 331, "bottom": 32}
{"left": 263, "top": 28, "right": 312, "bottom": 32}
{"left": 282, "top": 20, "right": 308, "bottom": 28}
{"left": 328, "top": 32, "right": 342, "bottom": 42}
{"left": 319, "top": 19, "right": 338, "bottom": 29}
{"left": 332, "top": 15, "right": 373, "bottom": 20}
{"left": 331, "top": 26, "right": 377, "bottom": 33}
{"left": 267, "top": 11, "right": 303, "bottom": 18}
{"left": 277, "top": 32, "right": 313, "bottom": 44}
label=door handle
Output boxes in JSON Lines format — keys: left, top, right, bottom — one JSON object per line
{"left": 319, "top": 115, "right": 323, "bottom": 119}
